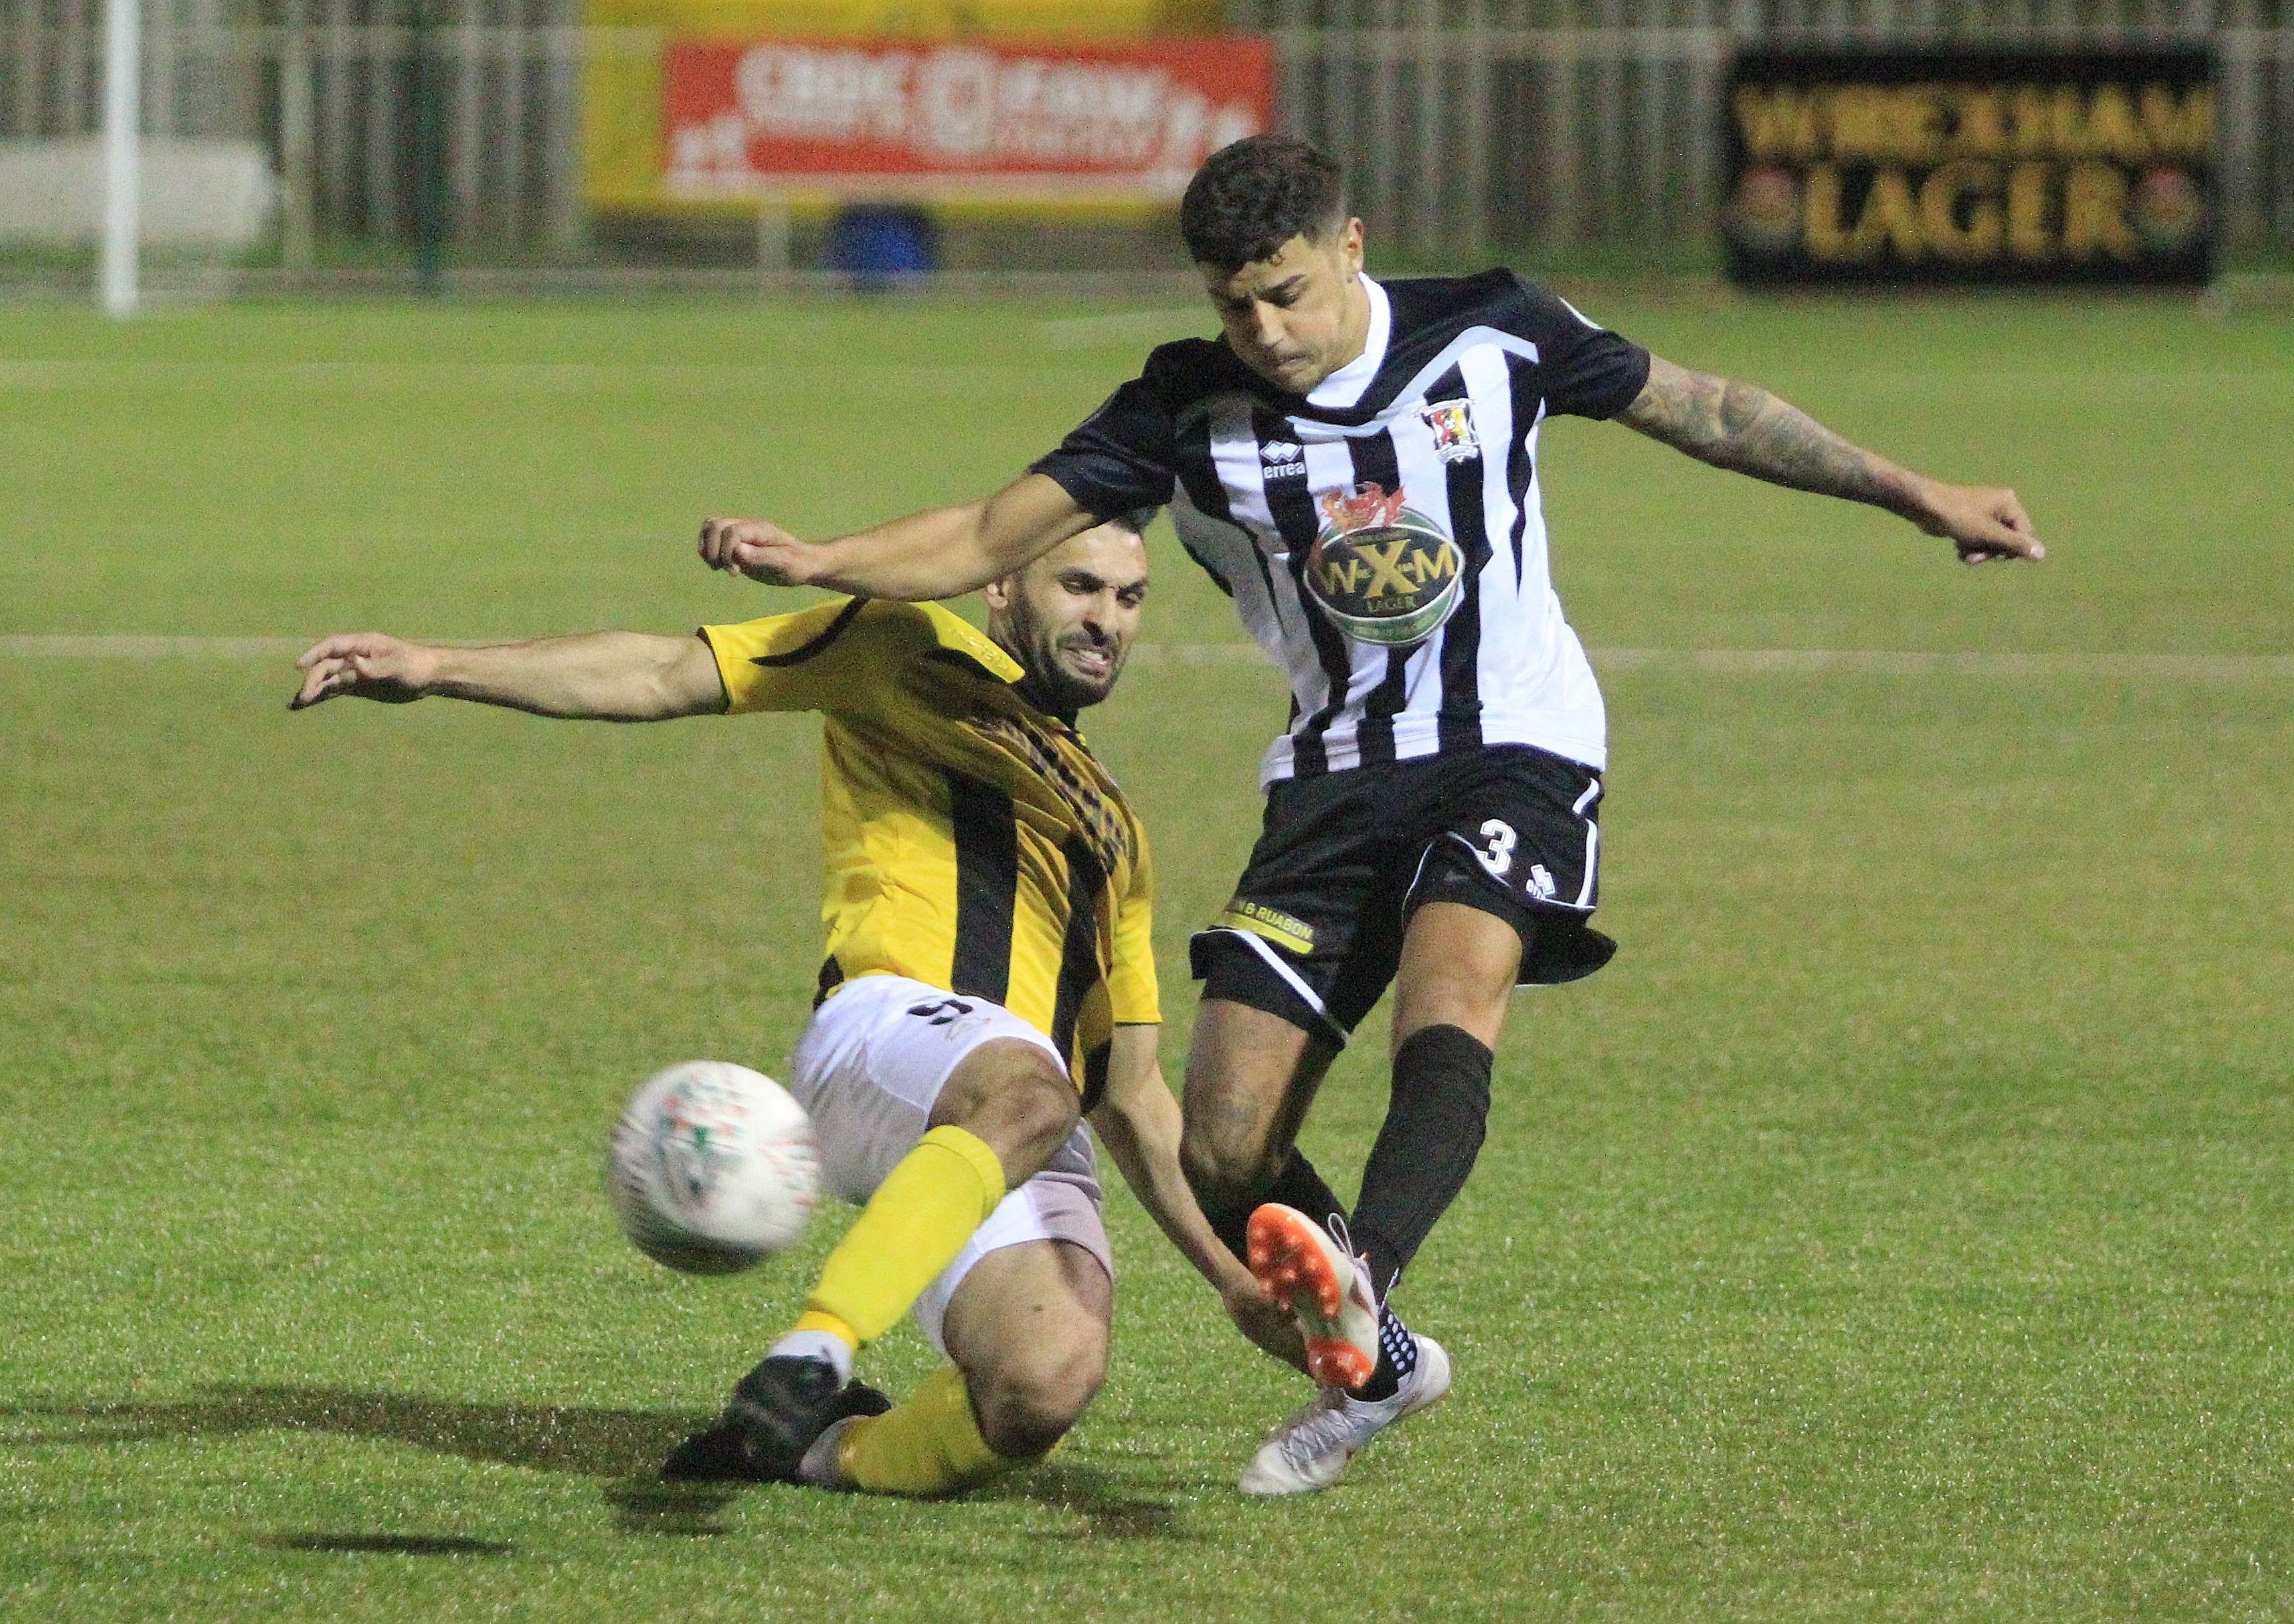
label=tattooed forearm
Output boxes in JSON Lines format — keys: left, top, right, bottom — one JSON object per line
{"left": 1610, "top": 355, "right": 2042, "bottom": 562}
{"left": 1617, "top": 356, "right": 1927, "bottom": 521}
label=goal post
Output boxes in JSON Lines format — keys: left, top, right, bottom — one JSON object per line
{"left": 100, "top": 0, "right": 140, "bottom": 316}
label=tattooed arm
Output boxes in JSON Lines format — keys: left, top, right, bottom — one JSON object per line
{"left": 1617, "top": 355, "right": 2043, "bottom": 565}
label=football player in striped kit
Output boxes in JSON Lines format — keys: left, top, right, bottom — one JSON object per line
{"left": 697, "top": 135, "right": 2042, "bottom": 1494}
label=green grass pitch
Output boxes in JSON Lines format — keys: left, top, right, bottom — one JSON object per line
{"left": 2, "top": 286, "right": 2291, "bottom": 1621}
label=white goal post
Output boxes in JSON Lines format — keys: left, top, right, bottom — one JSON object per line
{"left": 100, "top": 0, "right": 139, "bottom": 316}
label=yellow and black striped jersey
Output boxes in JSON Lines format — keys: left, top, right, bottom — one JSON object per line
{"left": 701, "top": 598, "right": 1156, "bottom": 1105}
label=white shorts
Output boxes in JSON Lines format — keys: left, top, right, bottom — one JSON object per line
{"left": 786, "top": 973, "right": 1110, "bottom": 1356}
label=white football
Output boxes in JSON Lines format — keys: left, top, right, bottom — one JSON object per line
{"left": 608, "top": 1061, "right": 821, "bottom": 1275}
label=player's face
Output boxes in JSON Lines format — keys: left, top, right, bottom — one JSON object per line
{"left": 990, "top": 524, "right": 1150, "bottom": 715}
{"left": 1201, "top": 219, "right": 1369, "bottom": 395}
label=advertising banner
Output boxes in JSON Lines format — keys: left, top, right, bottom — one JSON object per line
{"left": 1723, "top": 50, "right": 2214, "bottom": 286}
{"left": 662, "top": 35, "right": 1272, "bottom": 201}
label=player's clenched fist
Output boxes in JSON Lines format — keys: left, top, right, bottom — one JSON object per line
{"left": 290, "top": 631, "right": 438, "bottom": 709}
{"left": 697, "top": 516, "right": 824, "bottom": 586}
{"left": 1912, "top": 480, "right": 2045, "bottom": 566}
{"left": 1221, "top": 1274, "right": 1309, "bottom": 1374}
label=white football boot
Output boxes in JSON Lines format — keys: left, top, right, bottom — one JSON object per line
{"left": 1245, "top": 1204, "right": 1381, "bottom": 1390}
{"left": 1237, "top": 1334, "right": 1452, "bottom": 1496}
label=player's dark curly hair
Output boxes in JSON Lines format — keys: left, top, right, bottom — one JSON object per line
{"left": 1180, "top": 135, "right": 1346, "bottom": 272}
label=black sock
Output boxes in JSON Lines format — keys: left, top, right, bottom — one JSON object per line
{"left": 1347, "top": 1027, "right": 1488, "bottom": 1403}
{"left": 1350, "top": 1024, "right": 1495, "bottom": 1301}
{"left": 1201, "top": 1146, "right": 1349, "bottom": 1271}
{"left": 1354, "top": 1303, "right": 1419, "bottom": 1403}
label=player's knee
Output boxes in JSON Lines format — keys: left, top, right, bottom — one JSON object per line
{"left": 1179, "top": 1120, "right": 1282, "bottom": 1219}
{"left": 934, "top": 1041, "right": 1079, "bottom": 1182}
{"left": 1001, "top": 1055, "right": 1081, "bottom": 1164}
{"left": 971, "top": 1323, "right": 1107, "bottom": 1459}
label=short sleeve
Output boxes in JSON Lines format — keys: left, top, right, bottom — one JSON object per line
{"left": 1106, "top": 828, "right": 1161, "bottom": 1026}
{"left": 1507, "top": 273, "right": 1652, "bottom": 420}
{"left": 1031, "top": 373, "right": 1179, "bottom": 521}
{"left": 700, "top": 597, "right": 873, "bottom": 715}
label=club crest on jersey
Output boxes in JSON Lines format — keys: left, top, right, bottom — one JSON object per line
{"left": 1259, "top": 438, "right": 1306, "bottom": 479}
{"left": 1420, "top": 399, "right": 1481, "bottom": 464}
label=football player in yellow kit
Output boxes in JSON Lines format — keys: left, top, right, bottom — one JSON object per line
{"left": 291, "top": 513, "right": 1286, "bottom": 1496}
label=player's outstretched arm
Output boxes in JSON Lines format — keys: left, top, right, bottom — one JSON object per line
{"left": 290, "top": 630, "right": 727, "bottom": 721}
{"left": 1617, "top": 355, "right": 2044, "bottom": 565}
{"left": 699, "top": 472, "right": 1096, "bottom": 600}
{"left": 1089, "top": 1024, "right": 1308, "bottom": 1374}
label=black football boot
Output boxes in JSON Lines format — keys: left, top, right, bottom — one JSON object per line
{"left": 660, "top": 1358, "right": 891, "bottom": 1483}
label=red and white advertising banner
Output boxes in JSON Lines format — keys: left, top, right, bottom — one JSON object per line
{"left": 664, "top": 36, "right": 1273, "bottom": 200}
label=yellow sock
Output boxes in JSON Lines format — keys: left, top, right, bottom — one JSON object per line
{"left": 837, "top": 1363, "right": 1033, "bottom": 1496}
{"left": 790, "top": 1309, "right": 859, "bottom": 1350}
{"left": 802, "top": 1125, "right": 1006, "bottom": 1346}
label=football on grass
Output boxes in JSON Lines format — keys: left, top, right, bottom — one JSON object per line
{"left": 608, "top": 1061, "right": 821, "bottom": 1274}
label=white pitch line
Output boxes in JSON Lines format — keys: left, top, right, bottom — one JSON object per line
{"left": 0, "top": 635, "right": 309, "bottom": 658}
{"left": 1591, "top": 648, "right": 2294, "bottom": 679}
{"left": 1127, "top": 643, "right": 1266, "bottom": 666}
{"left": 1033, "top": 308, "right": 1213, "bottom": 350}
{"left": 0, "top": 359, "right": 1055, "bottom": 391}
{"left": 1130, "top": 644, "right": 2294, "bottom": 678}
{"left": 8, "top": 358, "right": 2283, "bottom": 390}
{"left": 0, "top": 634, "right": 545, "bottom": 658}
{"left": 3, "top": 636, "right": 2290, "bottom": 680}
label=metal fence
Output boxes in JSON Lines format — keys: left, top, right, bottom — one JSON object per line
{"left": 3, "top": 0, "right": 2292, "bottom": 261}
{"left": 1236, "top": 0, "right": 2294, "bottom": 254}
{"left": 0, "top": 0, "right": 589, "bottom": 258}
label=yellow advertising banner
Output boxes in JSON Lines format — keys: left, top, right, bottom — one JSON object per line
{"left": 584, "top": 0, "right": 1224, "bottom": 217}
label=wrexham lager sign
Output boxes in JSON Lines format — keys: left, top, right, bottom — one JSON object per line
{"left": 1723, "top": 50, "right": 2214, "bottom": 286}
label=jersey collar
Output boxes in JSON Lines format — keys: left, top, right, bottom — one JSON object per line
{"left": 1304, "top": 274, "right": 1390, "bottom": 412}
{"left": 919, "top": 602, "right": 1089, "bottom": 730}
{"left": 919, "top": 601, "right": 1026, "bottom": 683}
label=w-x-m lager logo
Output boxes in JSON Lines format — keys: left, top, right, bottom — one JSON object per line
{"left": 1420, "top": 399, "right": 1481, "bottom": 464}
{"left": 1300, "top": 482, "right": 1468, "bottom": 648}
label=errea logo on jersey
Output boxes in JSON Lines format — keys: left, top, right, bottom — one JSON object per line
{"left": 1420, "top": 400, "right": 1481, "bottom": 464}
{"left": 1260, "top": 439, "right": 1306, "bottom": 478}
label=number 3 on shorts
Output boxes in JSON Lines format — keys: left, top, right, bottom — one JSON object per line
{"left": 1474, "top": 818, "right": 1517, "bottom": 877}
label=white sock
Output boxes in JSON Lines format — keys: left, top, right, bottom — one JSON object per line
{"left": 768, "top": 1328, "right": 855, "bottom": 1384}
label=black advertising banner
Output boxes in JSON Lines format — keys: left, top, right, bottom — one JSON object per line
{"left": 1723, "top": 50, "right": 2214, "bottom": 286}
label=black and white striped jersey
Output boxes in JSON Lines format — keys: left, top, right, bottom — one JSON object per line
{"left": 1033, "top": 270, "right": 1649, "bottom": 785}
